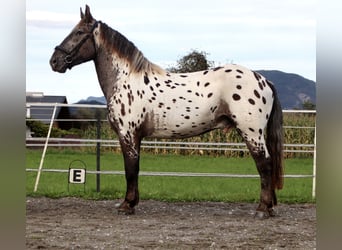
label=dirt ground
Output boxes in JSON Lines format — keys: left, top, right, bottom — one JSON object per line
{"left": 26, "top": 197, "right": 316, "bottom": 249}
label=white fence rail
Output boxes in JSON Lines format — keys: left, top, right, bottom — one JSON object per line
{"left": 26, "top": 103, "right": 316, "bottom": 197}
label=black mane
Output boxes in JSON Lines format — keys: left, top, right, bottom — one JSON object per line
{"left": 99, "top": 22, "right": 162, "bottom": 73}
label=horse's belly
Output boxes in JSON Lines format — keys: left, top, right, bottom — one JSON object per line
{"left": 149, "top": 111, "right": 217, "bottom": 139}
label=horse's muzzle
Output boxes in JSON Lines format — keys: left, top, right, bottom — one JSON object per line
{"left": 49, "top": 51, "right": 68, "bottom": 73}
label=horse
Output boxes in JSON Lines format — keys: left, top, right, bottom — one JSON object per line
{"left": 50, "top": 5, "right": 284, "bottom": 218}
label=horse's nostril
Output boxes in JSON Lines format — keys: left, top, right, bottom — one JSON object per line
{"left": 50, "top": 57, "right": 57, "bottom": 67}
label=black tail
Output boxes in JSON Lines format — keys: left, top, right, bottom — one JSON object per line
{"left": 266, "top": 82, "right": 284, "bottom": 190}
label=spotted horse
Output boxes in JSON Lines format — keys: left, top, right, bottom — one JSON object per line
{"left": 50, "top": 5, "right": 284, "bottom": 219}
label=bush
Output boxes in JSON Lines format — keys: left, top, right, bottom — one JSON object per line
{"left": 26, "top": 120, "right": 78, "bottom": 138}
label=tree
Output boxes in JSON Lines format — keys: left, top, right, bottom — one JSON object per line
{"left": 168, "top": 49, "right": 214, "bottom": 73}
{"left": 302, "top": 100, "right": 316, "bottom": 110}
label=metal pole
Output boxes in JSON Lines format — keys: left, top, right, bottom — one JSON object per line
{"left": 312, "top": 122, "right": 317, "bottom": 199}
{"left": 96, "top": 111, "right": 101, "bottom": 192}
{"left": 34, "top": 104, "right": 58, "bottom": 192}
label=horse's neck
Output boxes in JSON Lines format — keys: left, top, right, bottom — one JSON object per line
{"left": 93, "top": 48, "right": 166, "bottom": 102}
{"left": 93, "top": 48, "right": 129, "bottom": 102}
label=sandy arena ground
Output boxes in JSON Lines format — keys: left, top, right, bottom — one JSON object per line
{"left": 26, "top": 197, "right": 316, "bottom": 249}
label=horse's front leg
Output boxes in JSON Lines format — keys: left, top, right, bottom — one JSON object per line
{"left": 117, "top": 133, "right": 141, "bottom": 215}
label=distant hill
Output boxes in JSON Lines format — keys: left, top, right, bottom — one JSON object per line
{"left": 76, "top": 96, "right": 106, "bottom": 105}
{"left": 256, "top": 70, "right": 315, "bottom": 109}
{"left": 74, "top": 70, "right": 316, "bottom": 110}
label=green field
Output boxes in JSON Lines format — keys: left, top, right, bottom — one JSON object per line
{"left": 26, "top": 149, "right": 315, "bottom": 203}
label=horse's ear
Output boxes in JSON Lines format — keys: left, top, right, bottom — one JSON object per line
{"left": 84, "top": 5, "right": 93, "bottom": 23}
{"left": 80, "top": 7, "right": 84, "bottom": 19}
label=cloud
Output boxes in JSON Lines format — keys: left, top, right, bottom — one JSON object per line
{"left": 26, "top": 10, "right": 78, "bottom": 29}
{"left": 26, "top": 0, "right": 316, "bottom": 103}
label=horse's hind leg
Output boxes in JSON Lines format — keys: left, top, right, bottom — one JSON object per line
{"left": 239, "top": 129, "right": 277, "bottom": 218}
{"left": 251, "top": 151, "right": 277, "bottom": 218}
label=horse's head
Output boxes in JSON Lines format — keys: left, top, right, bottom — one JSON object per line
{"left": 50, "top": 5, "right": 98, "bottom": 73}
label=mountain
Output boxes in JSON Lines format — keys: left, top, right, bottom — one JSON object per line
{"left": 77, "top": 96, "right": 106, "bottom": 105}
{"left": 75, "top": 70, "right": 316, "bottom": 110}
{"left": 256, "top": 70, "right": 315, "bottom": 109}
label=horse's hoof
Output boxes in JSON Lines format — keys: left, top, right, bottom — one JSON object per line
{"left": 117, "top": 207, "right": 135, "bottom": 215}
{"left": 254, "top": 210, "right": 270, "bottom": 219}
{"left": 268, "top": 208, "right": 276, "bottom": 217}
{"left": 117, "top": 202, "right": 135, "bottom": 215}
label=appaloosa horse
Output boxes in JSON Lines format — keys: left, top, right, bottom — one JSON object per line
{"left": 50, "top": 5, "right": 284, "bottom": 218}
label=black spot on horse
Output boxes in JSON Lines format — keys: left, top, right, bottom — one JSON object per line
{"left": 210, "top": 106, "right": 218, "bottom": 113}
{"left": 259, "top": 128, "right": 263, "bottom": 135}
{"left": 225, "top": 69, "right": 232, "bottom": 73}
{"left": 236, "top": 75, "right": 242, "bottom": 79}
{"left": 187, "top": 90, "right": 192, "bottom": 93}
{"left": 236, "top": 85, "right": 242, "bottom": 89}
{"left": 197, "top": 81, "right": 200, "bottom": 86}
{"left": 253, "top": 71, "right": 261, "bottom": 80}
{"left": 213, "top": 66, "right": 223, "bottom": 71}
{"left": 258, "top": 81, "right": 264, "bottom": 90}
{"left": 262, "top": 96, "right": 266, "bottom": 104}
{"left": 121, "top": 103, "right": 126, "bottom": 116}
{"left": 236, "top": 69, "right": 244, "bottom": 74}
{"left": 254, "top": 90, "right": 260, "bottom": 98}
{"left": 144, "top": 74, "right": 150, "bottom": 85}
{"left": 203, "top": 70, "right": 208, "bottom": 75}
{"left": 248, "top": 98, "right": 255, "bottom": 105}
{"left": 172, "top": 99, "right": 176, "bottom": 103}
{"left": 180, "top": 74, "right": 188, "bottom": 78}
{"left": 232, "top": 94, "right": 241, "bottom": 101}
{"left": 207, "top": 93, "right": 213, "bottom": 98}
{"left": 184, "top": 116, "right": 190, "bottom": 119}
{"left": 249, "top": 128, "right": 255, "bottom": 132}
{"left": 204, "top": 82, "right": 210, "bottom": 87}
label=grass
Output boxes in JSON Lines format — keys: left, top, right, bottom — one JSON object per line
{"left": 26, "top": 149, "right": 315, "bottom": 203}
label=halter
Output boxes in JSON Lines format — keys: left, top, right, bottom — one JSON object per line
{"left": 54, "top": 21, "right": 100, "bottom": 65}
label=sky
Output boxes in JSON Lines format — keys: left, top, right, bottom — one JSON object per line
{"left": 26, "top": 0, "right": 316, "bottom": 103}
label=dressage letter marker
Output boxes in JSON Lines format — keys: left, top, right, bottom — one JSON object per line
{"left": 69, "top": 168, "right": 86, "bottom": 184}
